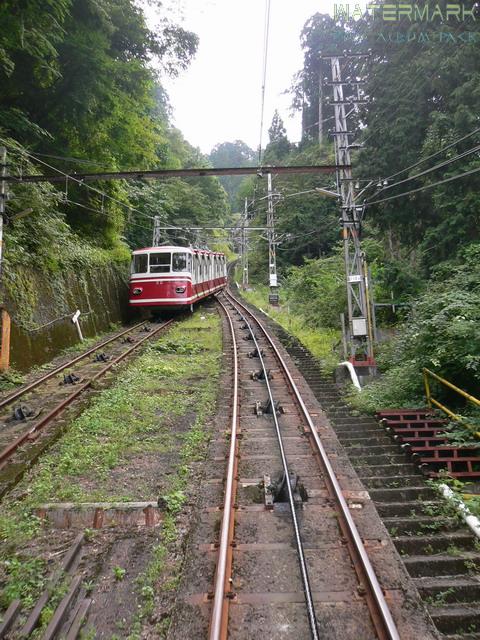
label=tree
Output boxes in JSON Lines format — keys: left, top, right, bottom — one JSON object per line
{"left": 208, "top": 140, "right": 255, "bottom": 210}
{"left": 0, "top": 0, "right": 202, "bottom": 249}
{"left": 264, "top": 111, "right": 291, "bottom": 162}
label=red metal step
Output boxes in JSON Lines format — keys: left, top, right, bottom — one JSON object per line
{"left": 377, "top": 408, "right": 480, "bottom": 480}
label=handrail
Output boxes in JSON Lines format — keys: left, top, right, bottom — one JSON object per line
{"left": 423, "top": 368, "right": 480, "bottom": 434}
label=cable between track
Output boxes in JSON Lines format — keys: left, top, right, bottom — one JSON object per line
{"left": 223, "top": 289, "right": 400, "bottom": 640}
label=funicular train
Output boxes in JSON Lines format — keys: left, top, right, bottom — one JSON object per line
{"left": 129, "top": 245, "right": 227, "bottom": 312}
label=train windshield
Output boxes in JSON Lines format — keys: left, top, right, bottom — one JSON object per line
{"left": 150, "top": 252, "right": 171, "bottom": 273}
{"left": 132, "top": 253, "right": 148, "bottom": 274}
{"left": 172, "top": 252, "right": 190, "bottom": 272}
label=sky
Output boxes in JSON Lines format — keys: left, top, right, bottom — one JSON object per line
{"left": 144, "top": 0, "right": 335, "bottom": 155}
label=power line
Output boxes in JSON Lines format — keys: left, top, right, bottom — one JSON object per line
{"left": 0, "top": 137, "right": 180, "bottom": 230}
{"left": 258, "top": 0, "right": 272, "bottom": 164}
{"left": 365, "top": 143, "right": 480, "bottom": 202}
{"left": 64, "top": 198, "right": 153, "bottom": 233}
{"left": 365, "top": 165, "right": 480, "bottom": 207}
{"left": 381, "top": 127, "right": 480, "bottom": 183}
{"left": 29, "top": 152, "right": 107, "bottom": 168}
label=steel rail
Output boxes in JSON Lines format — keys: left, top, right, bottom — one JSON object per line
{"left": 221, "top": 295, "right": 320, "bottom": 640}
{"left": 0, "top": 321, "right": 147, "bottom": 411}
{"left": 0, "top": 319, "right": 174, "bottom": 469}
{"left": 209, "top": 298, "right": 240, "bottom": 640}
{"left": 224, "top": 290, "right": 400, "bottom": 640}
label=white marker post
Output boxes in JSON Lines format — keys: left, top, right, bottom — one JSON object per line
{"left": 71, "top": 310, "right": 84, "bottom": 342}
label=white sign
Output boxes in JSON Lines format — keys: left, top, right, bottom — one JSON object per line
{"left": 348, "top": 275, "right": 362, "bottom": 283}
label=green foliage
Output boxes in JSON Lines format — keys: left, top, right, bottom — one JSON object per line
{"left": 0, "top": 1, "right": 228, "bottom": 266}
{"left": 349, "top": 243, "right": 480, "bottom": 411}
{"left": 159, "top": 490, "right": 186, "bottom": 515}
{"left": 240, "top": 282, "right": 340, "bottom": 374}
{"left": 0, "top": 555, "right": 46, "bottom": 609}
{"left": 290, "top": 8, "right": 480, "bottom": 310}
{"left": 208, "top": 140, "right": 255, "bottom": 209}
{"left": 245, "top": 142, "right": 339, "bottom": 280}
{"left": 285, "top": 249, "right": 346, "bottom": 329}
{"left": 264, "top": 111, "right": 291, "bottom": 163}
{"left": 113, "top": 566, "right": 126, "bottom": 581}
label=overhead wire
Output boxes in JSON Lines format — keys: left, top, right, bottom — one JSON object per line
{"left": 64, "top": 198, "right": 154, "bottom": 233}
{"left": 257, "top": 0, "right": 272, "bottom": 165}
{"left": 365, "top": 142, "right": 480, "bottom": 202}
{"left": 378, "top": 127, "right": 480, "bottom": 183}
{"left": 364, "top": 165, "right": 480, "bottom": 207}
{"left": 0, "top": 137, "right": 179, "bottom": 230}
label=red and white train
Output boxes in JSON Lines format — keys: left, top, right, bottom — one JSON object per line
{"left": 129, "top": 246, "right": 227, "bottom": 311}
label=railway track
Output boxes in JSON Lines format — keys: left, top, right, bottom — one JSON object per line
{"left": 170, "top": 291, "right": 437, "bottom": 639}
{"left": 235, "top": 300, "right": 480, "bottom": 640}
{"left": 0, "top": 318, "right": 174, "bottom": 496}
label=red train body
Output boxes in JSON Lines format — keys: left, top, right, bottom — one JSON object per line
{"left": 129, "top": 246, "right": 227, "bottom": 311}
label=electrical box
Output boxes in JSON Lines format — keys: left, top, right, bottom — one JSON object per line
{"left": 352, "top": 318, "right": 367, "bottom": 336}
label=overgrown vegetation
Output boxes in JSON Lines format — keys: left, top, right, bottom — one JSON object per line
{"left": 347, "top": 244, "right": 480, "bottom": 413}
{"left": 236, "top": 4, "right": 480, "bottom": 413}
{"left": 0, "top": 1, "right": 230, "bottom": 325}
{"left": 239, "top": 279, "right": 340, "bottom": 374}
{"left": 0, "top": 309, "right": 222, "bottom": 617}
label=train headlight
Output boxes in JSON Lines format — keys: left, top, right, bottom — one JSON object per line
{"left": 133, "top": 287, "right": 143, "bottom": 295}
{"left": 175, "top": 286, "right": 186, "bottom": 294}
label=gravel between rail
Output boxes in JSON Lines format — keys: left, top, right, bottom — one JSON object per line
{"left": 232, "top": 290, "right": 480, "bottom": 640}
{"left": 167, "top": 292, "right": 438, "bottom": 639}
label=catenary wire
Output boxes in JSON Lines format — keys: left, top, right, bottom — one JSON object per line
{"left": 365, "top": 143, "right": 480, "bottom": 202}
{"left": 258, "top": 0, "right": 272, "bottom": 164}
{"left": 364, "top": 165, "right": 480, "bottom": 206}
{"left": 0, "top": 137, "right": 179, "bottom": 230}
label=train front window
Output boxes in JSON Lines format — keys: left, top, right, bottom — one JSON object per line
{"left": 172, "top": 252, "right": 189, "bottom": 272}
{"left": 149, "top": 252, "right": 171, "bottom": 273}
{"left": 132, "top": 254, "right": 148, "bottom": 273}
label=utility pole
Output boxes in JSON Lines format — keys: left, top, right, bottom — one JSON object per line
{"left": 152, "top": 215, "right": 161, "bottom": 246}
{"left": 242, "top": 198, "right": 249, "bottom": 289}
{"left": 0, "top": 147, "right": 10, "bottom": 371}
{"left": 326, "top": 55, "right": 375, "bottom": 369}
{"left": 266, "top": 172, "right": 279, "bottom": 305}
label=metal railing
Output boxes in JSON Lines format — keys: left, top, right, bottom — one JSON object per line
{"left": 423, "top": 367, "right": 480, "bottom": 434}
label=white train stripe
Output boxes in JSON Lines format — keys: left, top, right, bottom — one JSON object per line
{"left": 129, "top": 284, "right": 225, "bottom": 304}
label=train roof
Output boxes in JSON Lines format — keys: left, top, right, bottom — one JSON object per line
{"left": 132, "top": 246, "right": 225, "bottom": 256}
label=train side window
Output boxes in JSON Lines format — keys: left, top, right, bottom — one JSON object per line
{"left": 172, "top": 252, "right": 189, "bottom": 272}
{"left": 150, "top": 252, "right": 171, "bottom": 273}
{"left": 132, "top": 254, "right": 148, "bottom": 274}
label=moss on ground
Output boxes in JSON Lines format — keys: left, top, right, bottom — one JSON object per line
{"left": 0, "top": 307, "right": 222, "bottom": 619}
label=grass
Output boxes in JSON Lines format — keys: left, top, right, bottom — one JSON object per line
{"left": 0, "top": 368, "right": 25, "bottom": 392}
{"left": 0, "top": 308, "right": 222, "bottom": 618}
{"left": 238, "top": 282, "right": 340, "bottom": 374}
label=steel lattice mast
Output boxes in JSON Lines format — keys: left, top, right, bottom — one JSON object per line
{"left": 328, "top": 55, "right": 375, "bottom": 365}
{"left": 266, "top": 172, "right": 279, "bottom": 305}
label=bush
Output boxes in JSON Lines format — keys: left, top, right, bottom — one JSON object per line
{"left": 353, "top": 243, "right": 480, "bottom": 411}
{"left": 284, "top": 250, "right": 346, "bottom": 329}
